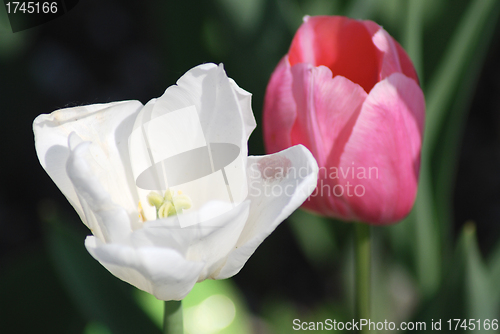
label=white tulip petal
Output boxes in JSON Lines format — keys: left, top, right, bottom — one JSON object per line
{"left": 156, "top": 63, "right": 248, "bottom": 151}
{"left": 67, "top": 137, "right": 132, "bottom": 243}
{"left": 215, "top": 145, "right": 318, "bottom": 279}
{"left": 127, "top": 98, "right": 158, "bottom": 223}
{"left": 228, "top": 77, "right": 257, "bottom": 141}
{"left": 34, "top": 100, "right": 143, "bottom": 226}
{"left": 186, "top": 200, "right": 250, "bottom": 280}
{"left": 85, "top": 236, "right": 204, "bottom": 301}
{"left": 130, "top": 201, "right": 245, "bottom": 249}
{"left": 129, "top": 200, "right": 250, "bottom": 279}
{"left": 129, "top": 63, "right": 249, "bottom": 224}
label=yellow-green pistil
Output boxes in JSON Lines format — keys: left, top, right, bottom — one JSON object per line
{"left": 147, "top": 189, "right": 192, "bottom": 219}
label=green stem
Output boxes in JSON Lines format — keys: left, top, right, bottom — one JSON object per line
{"left": 163, "top": 300, "right": 183, "bottom": 334}
{"left": 355, "top": 223, "right": 371, "bottom": 334}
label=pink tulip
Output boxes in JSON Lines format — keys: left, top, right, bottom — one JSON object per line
{"left": 263, "top": 15, "right": 425, "bottom": 225}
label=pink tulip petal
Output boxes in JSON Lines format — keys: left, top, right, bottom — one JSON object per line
{"left": 263, "top": 57, "right": 296, "bottom": 154}
{"left": 331, "top": 73, "right": 425, "bottom": 224}
{"left": 396, "top": 42, "right": 420, "bottom": 84}
{"left": 264, "top": 60, "right": 369, "bottom": 218}
{"left": 263, "top": 15, "right": 424, "bottom": 224}
{"left": 363, "top": 21, "right": 420, "bottom": 85}
{"left": 289, "top": 16, "right": 379, "bottom": 93}
{"left": 283, "top": 64, "right": 368, "bottom": 217}
{"left": 287, "top": 63, "right": 369, "bottom": 166}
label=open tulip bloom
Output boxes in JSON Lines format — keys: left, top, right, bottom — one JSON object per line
{"left": 33, "top": 63, "right": 319, "bottom": 308}
{"left": 264, "top": 15, "right": 425, "bottom": 225}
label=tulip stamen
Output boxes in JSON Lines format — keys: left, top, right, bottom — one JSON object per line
{"left": 147, "top": 189, "right": 192, "bottom": 219}
{"left": 138, "top": 201, "right": 147, "bottom": 223}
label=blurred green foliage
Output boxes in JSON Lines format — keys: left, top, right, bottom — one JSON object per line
{"left": 1, "top": 0, "right": 500, "bottom": 333}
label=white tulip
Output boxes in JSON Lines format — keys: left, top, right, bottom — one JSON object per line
{"left": 33, "top": 63, "right": 318, "bottom": 301}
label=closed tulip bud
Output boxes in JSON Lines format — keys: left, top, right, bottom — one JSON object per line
{"left": 264, "top": 15, "right": 425, "bottom": 225}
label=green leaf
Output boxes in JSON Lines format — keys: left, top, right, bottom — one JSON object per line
{"left": 432, "top": 3, "right": 500, "bottom": 255}
{"left": 44, "top": 215, "right": 161, "bottom": 334}
{"left": 461, "top": 224, "right": 497, "bottom": 323}
{"left": 424, "top": 0, "right": 499, "bottom": 152}
{"left": 411, "top": 223, "right": 498, "bottom": 332}
{"left": 403, "top": 0, "right": 500, "bottom": 299}
{"left": 345, "top": 0, "right": 378, "bottom": 20}
{"left": 487, "top": 240, "right": 500, "bottom": 299}
{"left": 403, "top": 0, "right": 425, "bottom": 81}
{"left": 411, "top": 166, "right": 442, "bottom": 297}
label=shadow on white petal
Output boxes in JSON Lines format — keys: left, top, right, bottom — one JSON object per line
{"left": 215, "top": 145, "right": 318, "bottom": 279}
